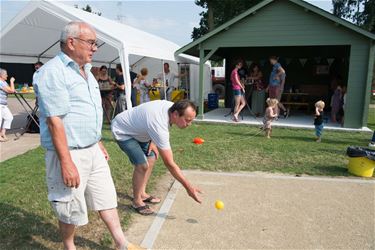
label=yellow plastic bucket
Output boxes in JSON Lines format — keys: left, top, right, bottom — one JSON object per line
{"left": 149, "top": 90, "right": 160, "bottom": 101}
{"left": 348, "top": 157, "right": 375, "bottom": 177}
{"left": 171, "top": 90, "right": 185, "bottom": 102}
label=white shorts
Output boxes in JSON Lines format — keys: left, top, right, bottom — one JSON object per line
{"left": 45, "top": 143, "right": 117, "bottom": 226}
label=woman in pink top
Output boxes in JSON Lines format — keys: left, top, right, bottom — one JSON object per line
{"left": 231, "top": 61, "right": 246, "bottom": 122}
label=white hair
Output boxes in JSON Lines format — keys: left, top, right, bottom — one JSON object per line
{"left": 0, "top": 68, "right": 7, "bottom": 77}
{"left": 60, "top": 21, "right": 81, "bottom": 43}
{"left": 60, "top": 21, "right": 94, "bottom": 49}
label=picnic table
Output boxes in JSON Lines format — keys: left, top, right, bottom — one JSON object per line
{"left": 12, "top": 91, "right": 39, "bottom": 135}
{"left": 282, "top": 92, "right": 310, "bottom": 114}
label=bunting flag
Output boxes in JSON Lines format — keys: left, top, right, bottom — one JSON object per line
{"left": 299, "top": 58, "right": 307, "bottom": 66}
{"left": 327, "top": 58, "right": 335, "bottom": 66}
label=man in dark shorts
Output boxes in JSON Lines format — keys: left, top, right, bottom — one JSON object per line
{"left": 268, "top": 56, "right": 287, "bottom": 117}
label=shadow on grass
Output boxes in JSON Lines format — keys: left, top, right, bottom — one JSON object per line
{"left": 0, "top": 203, "right": 111, "bottom": 250}
{"left": 309, "top": 165, "right": 349, "bottom": 176}
{"left": 224, "top": 131, "right": 264, "bottom": 138}
{"left": 317, "top": 147, "right": 347, "bottom": 155}
{"left": 117, "top": 192, "right": 133, "bottom": 202}
{"left": 275, "top": 134, "right": 366, "bottom": 145}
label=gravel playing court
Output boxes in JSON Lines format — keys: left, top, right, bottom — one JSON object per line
{"left": 137, "top": 171, "right": 375, "bottom": 249}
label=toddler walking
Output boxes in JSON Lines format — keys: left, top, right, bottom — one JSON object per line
{"left": 314, "top": 100, "right": 325, "bottom": 142}
{"left": 263, "top": 98, "right": 278, "bottom": 139}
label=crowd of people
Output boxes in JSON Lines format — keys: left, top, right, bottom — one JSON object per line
{"left": 230, "top": 56, "right": 289, "bottom": 138}
{"left": 89, "top": 61, "right": 182, "bottom": 124}
{"left": 230, "top": 56, "right": 288, "bottom": 123}
{"left": 229, "top": 56, "right": 348, "bottom": 141}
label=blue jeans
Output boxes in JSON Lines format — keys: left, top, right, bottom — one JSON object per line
{"left": 315, "top": 124, "right": 324, "bottom": 137}
{"left": 117, "top": 138, "right": 155, "bottom": 165}
{"left": 131, "top": 87, "right": 137, "bottom": 107}
{"left": 371, "top": 131, "right": 375, "bottom": 142}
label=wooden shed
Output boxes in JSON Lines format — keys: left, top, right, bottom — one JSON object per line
{"left": 176, "top": 0, "right": 375, "bottom": 128}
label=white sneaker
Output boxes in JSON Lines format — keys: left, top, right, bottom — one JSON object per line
{"left": 369, "top": 142, "right": 375, "bottom": 148}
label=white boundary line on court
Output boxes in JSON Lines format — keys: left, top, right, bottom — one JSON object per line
{"left": 141, "top": 180, "right": 181, "bottom": 249}
{"left": 183, "top": 170, "right": 375, "bottom": 184}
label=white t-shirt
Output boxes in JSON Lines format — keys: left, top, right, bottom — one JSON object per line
{"left": 158, "top": 71, "right": 178, "bottom": 89}
{"left": 111, "top": 100, "right": 173, "bottom": 149}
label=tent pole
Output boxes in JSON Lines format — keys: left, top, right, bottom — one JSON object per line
{"left": 131, "top": 56, "right": 146, "bottom": 68}
{"left": 97, "top": 42, "right": 106, "bottom": 49}
{"left": 197, "top": 47, "right": 217, "bottom": 119}
{"left": 162, "top": 59, "right": 166, "bottom": 100}
{"left": 198, "top": 48, "right": 205, "bottom": 119}
{"left": 37, "top": 39, "right": 60, "bottom": 61}
{"left": 120, "top": 48, "right": 132, "bottom": 110}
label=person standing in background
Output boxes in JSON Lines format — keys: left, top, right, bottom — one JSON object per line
{"left": 231, "top": 61, "right": 246, "bottom": 122}
{"left": 114, "top": 64, "right": 126, "bottom": 114}
{"left": 314, "top": 100, "right": 325, "bottom": 143}
{"left": 130, "top": 70, "right": 138, "bottom": 107}
{"left": 263, "top": 98, "right": 278, "bottom": 139}
{"left": 0, "top": 68, "right": 15, "bottom": 142}
{"left": 32, "top": 61, "right": 44, "bottom": 105}
{"left": 157, "top": 63, "right": 182, "bottom": 101}
{"left": 248, "top": 63, "right": 265, "bottom": 117}
{"left": 134, "top": 68, "right": 151, "bottom": 104}
{"left": 96, "top": 65, "right": 115, "bottom": 123}
{"left": 267, "top": 56, "right": 287, "bottom": 118}
{"left": 330, "top": 85, "right": 342, "bottom": 123}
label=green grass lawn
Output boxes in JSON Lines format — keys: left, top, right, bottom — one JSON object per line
{"left": 0, "top": 120, "right": 373, "bottom": 249}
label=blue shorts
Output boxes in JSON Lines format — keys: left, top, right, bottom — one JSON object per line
{"left": 233, "top": 89, "right": 244, "bottom": 96}
{"left": 117, "top": 138, "right": 156, "bottom": 165}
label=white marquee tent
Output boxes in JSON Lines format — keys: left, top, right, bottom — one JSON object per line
{"left": 0, "top": 0, "right": 211, "bottom": 107}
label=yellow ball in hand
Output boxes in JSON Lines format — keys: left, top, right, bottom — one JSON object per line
{"left": 215, "top": 200, "right": 224, "bottom": 210}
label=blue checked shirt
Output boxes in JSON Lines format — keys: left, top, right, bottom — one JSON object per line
{"left": 34, "top": 52, "right": 103, "bottom": 150}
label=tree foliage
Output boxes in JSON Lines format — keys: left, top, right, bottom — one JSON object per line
{"left": 332, "top": 0, "right": 374, "bottom": 32}
{"left": 192, "top": 0, "right": 262, "bottom": 40}
{"left": 74, "top": 4, "right": 102, "bottom": 16}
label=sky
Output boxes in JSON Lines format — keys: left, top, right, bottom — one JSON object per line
{"left": 0, "top": 0, "right": 333, "bottom": 46}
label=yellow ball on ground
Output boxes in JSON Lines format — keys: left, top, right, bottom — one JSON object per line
{"left": 215, "top": 200, "right": 224, "bottom": 210}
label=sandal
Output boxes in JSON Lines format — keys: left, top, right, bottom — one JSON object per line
{"left": 143, "top": 195, "right": 161, "bottom": 204}
{"left": 132, "top": 204, "right": 154, "bottom": 215}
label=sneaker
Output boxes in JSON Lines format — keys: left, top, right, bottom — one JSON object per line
{"left": 369, "top": 142, "right": 375, "bottom": 148}
{"left": 315, "top": 137, "right": 321, "bottom": 143}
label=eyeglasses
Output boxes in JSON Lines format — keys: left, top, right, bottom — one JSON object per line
{"left": 72, "top": 37, "right": 98, "bottom": 48}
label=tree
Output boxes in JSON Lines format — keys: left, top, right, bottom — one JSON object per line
{"left": 332, "top": 0, "right": 374, "bottom": 32}
{"left": 74, "top": 4, "right": 102, "bottom": 16}
{"left": 192, "top": 0, "right": 262, "bottom": 40}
